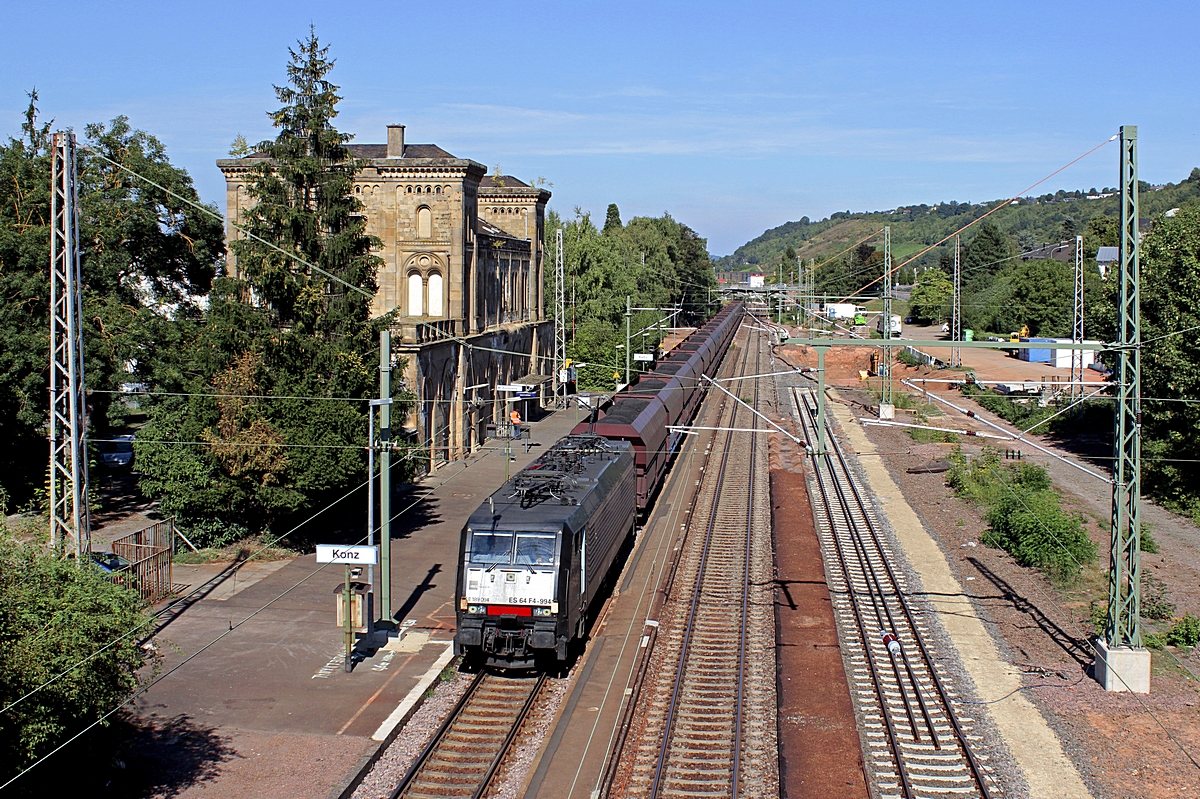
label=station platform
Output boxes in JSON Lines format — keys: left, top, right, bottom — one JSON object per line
{"left": 128, "top": 408, "right": 589, "bottom": 799}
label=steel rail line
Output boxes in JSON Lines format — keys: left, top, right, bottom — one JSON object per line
{"left": 597, "top": 325, "right": 753, "bottom": 798}
{"left": 390, "top": 671, "right": 547, "bottom": 799}
{"left": 648, "top": 325, "right": 760, "bottom": 799}
{"left": 795, "top": 387, "right": 994, "bottom": 799}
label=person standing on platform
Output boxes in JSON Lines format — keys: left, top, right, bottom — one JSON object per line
{"left": 510, "top": 409, "right": 522, "bottom": 439}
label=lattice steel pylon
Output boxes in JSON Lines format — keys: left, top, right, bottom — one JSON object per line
{"left": 1070, "top": 234, "right": 1085, "bottom": 404}
{"left": 1107, "top": 125, "right": 1142, "bottom": 649}
{"left": 553, "top": 227, "right": 567, "bottom": 406}
{"left": 49, "top": 132, "right": 90, "bottom": 558}
{"left": 880, "top": 226, "right": 893, "bottom": 408}
{"left": 951, "top": 235, "right": 962, "bottom": 368}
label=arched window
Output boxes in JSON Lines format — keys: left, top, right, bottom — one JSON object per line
{"left": 417, "top": 206, "right": 432, "bottom": 238}
{"left": 428, "top": 273, "right": 444, "bottom": 317}
{"left": 434, "top": 186, "right": 441, "bottom": 195}
{"left": 406, "top": 185, "right": 413, "bottom": 194}
{"left": 408, "top": 273, "right": 424, "bottom": 316}
{"left": 425, "top": 185, "right": 432, "bottom": 194}
{"left": 355, "top": 185, "right": 361, "bottom": 194}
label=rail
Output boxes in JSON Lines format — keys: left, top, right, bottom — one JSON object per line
{"left": 605, "top": 322, "right": 776, "bottom": 798}
{"left": 390, "top": 671, "right": 546, "bottom": 799}
{"left": 795, "top": 387, "right": 994, "bottom": 799}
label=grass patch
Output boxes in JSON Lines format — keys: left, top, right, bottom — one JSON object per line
{"left": 1141, "top": 574, "right": 1176, "bottom": 621}
{"left": 961, "top": 384, "right": 1110, "bottom": 436}
{"left": 908, "top": 410, "right": 959, "bottom": 444}
{"left": 173, "top": 535, "right": 295, "bottom": 564}
{"left": 948, "top": 446, "right": 1096, "bottom": 584}
{"left": 1140, "top": 522, "right": 1160, "bottom": 554}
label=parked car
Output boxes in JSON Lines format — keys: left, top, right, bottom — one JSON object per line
{"left": 91, "top": 551, "right": 139, "bottom": 591}
{"left": 99, "top": 434, "right": 135, "bottom": 467}
{"left": 90, "top": 551, "right": 134, "bottom": 573}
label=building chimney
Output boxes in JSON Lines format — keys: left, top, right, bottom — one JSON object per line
{"left": 387, "top": 125, "right": 405, "bottom": 158}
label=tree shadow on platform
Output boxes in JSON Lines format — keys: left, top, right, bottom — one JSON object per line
{"left": 5, "top": 713, "right": 238, "bottom": 798}
{"left": 117, "top": 712, "right": 239, "bottom": 798}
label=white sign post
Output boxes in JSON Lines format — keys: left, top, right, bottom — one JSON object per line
{"left": 633, "top": 353, "right": 654, "bottom": 362}
{"left": 316, "top": 545, "right": 378, "bottom": 564}
{"left": 318, "top": 545, "right": 377, "bottom": 672}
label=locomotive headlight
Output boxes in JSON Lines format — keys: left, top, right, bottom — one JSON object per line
{"left": 532, "top": 606, "right": 553, "bottom": 616}
{"left": 467, "top": 604, "right": 485, "bottom": 614}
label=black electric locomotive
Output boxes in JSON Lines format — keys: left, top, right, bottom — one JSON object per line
{"left": 454, "top": 434, "right": 636, "bottom": 668}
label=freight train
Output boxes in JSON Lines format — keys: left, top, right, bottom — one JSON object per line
{"left": 454, "top": 302, "right": 744, "bottom": 668}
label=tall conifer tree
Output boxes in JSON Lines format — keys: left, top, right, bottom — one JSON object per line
{"left": 233, "top": 28, "right": 382, "bottom": 352}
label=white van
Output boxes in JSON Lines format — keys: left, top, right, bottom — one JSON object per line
{"left": 876, "top": 314, "right": 902, "bottom": 335}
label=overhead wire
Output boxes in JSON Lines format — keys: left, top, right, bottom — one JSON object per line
{"left": 836, "top": 133, "right": 1120, "bottom": 303}
{"left": 0, "top": 425, "right": 531, "bottom": 790}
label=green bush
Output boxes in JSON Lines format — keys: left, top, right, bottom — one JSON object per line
{"left": 1089, "top": 601, "right": 1109, "bottom": 638}
{"left": 947, "top": 446, "right": 1049, "bottom": 505}
{"left": 1167, "top": 614, "right": 1200, "bottom": 649}
{"left": 0, "top": 527, "right": 152, "bottom": 775}
{"left": 176, "top": 516, "right": 252, "bottom": 549}
{"left": 897, "top": 349, "right": 922, "bottom": 368}
{"left": 1140, "top": 524, "right": 1160, "bottom": 554}
{"left": 1141, "top": 574, "right": 1176, "bottom": 621}
{"left": 983, "top": 487, "right": 1097, "bottom": 584}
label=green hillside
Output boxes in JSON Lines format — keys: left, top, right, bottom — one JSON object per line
{"left": 716, "top": 168, "right": 1200, "bottom": 272}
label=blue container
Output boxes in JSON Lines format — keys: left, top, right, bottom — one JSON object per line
{"left": 1018, "top": 337, "right": 1053, "bottom": 363}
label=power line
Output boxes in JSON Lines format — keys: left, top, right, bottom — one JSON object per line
{"left": 837, "top": 133, "right": 1120, "bottom": 303}
{"left": 0, "top": 445, "right": 489, "bottom": 790}
{"left": 82, "top": 147, "right": 374, "bottom": 300}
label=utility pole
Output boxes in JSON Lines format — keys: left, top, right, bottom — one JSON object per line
{"left": 1071, "top": 234, "right": 1085, "bottom": 404}
{"left": 880, "top": 226, "right": 894, "bottom": 415}
{"left": 805, "top": 258, "right": 815, "bottom": 341}
{"left": 952, "top": 235, "right": 962, "bottom": 368}
{"left": 49, "top": 132, "right": 90, "bottom": 559}
{"left": 1098, "top": 124, "right": 1148, "bottom": 693}
{"left": 377, "top": 330, "right": 394, "bottom": 631}
{"left": 554, "top": 228, "right": 567, "bottom": 407}
{"left": 625, "top": 296, "right": 632, "bottom": 387}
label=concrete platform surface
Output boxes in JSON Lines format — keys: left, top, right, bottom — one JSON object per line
{"left": 131, "top": 409, "right": 585, "bottom": 799}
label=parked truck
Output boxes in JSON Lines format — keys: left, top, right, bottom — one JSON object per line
{"left": 824, "top": 303, "right": 864, "bottom": 321}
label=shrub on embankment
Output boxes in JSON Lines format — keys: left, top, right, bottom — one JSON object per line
{"left": 948, "top": 446, "right": 1096, "bottom": 584}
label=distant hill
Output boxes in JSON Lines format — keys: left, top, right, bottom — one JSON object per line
{"left": 714, "top": 168, "right": 1200, "bottom": 272}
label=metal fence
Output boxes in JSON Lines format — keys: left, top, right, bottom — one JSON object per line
{"left": 111, "top": 518, "right": 175, "bottom": 604}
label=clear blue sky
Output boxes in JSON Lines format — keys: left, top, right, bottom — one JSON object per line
{"left": 2, "top": 1, "right": 1196, "bottom": 255}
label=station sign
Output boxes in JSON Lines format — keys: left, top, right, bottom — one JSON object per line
{"left": 633, "top": 353, "right": 654, "bottom": 362}
{"left": 316, "top": 544, "right": 378, "bottom": 565}
{"left": 497, "top": 384, "right": 526, "bottom": 392}
{"left": 515, "top": 391, "right": 538, "bottom": 398}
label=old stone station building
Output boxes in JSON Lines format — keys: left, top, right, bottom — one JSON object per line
{"left": 218, "top": 125, "right": 552, "bottom": 463}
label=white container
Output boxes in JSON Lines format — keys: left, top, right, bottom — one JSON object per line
{"left": 1050, "top": 339, "right": 1098, "bottom": 370}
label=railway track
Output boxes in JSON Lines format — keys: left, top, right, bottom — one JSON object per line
{"left": 390, "top": 671, "right": 547, "bottom": 799}
{"left": 793, "top": 386, "right": 998, "bottom": 799}
{"left": 605, "top": 324, "right": 778, "bottom": 799}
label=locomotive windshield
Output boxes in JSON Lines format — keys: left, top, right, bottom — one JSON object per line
{"left": 468, "top": 531, "right": 513, "bottom": 564}
{"left": 515, "top": 534, "right": 556, "bottom": 565}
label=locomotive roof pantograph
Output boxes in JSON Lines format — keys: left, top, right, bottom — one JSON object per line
{"left": 467, "top": 435, "right": 635, "bottom": 536}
